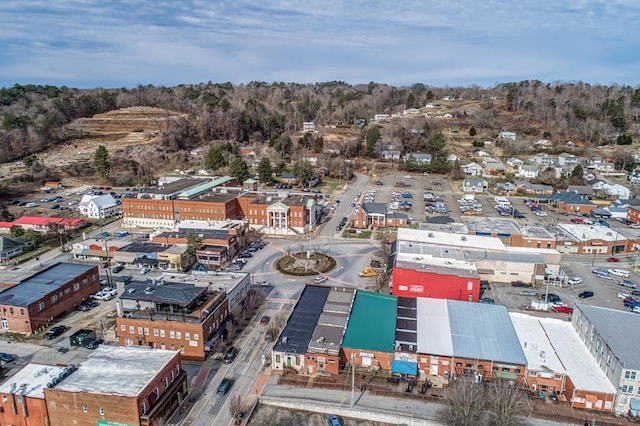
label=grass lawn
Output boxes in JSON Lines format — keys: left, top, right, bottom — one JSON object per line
{"left": 317, "top": 178, "right": 346, "bottom": 195}
{"left": 342, "top": 229, "right": 372, "bottom": 239}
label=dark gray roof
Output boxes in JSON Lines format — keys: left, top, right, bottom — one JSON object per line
{"left": 550, "top": 191, "right": 595, "bottom": 206}
{"left": 424, "top": 216, "right": 455, "bottom": 224}
{"left": 119, "top": 279, "right": 206, "bottom": 307}
{"left": 156, "top": 229, "right": 233, "bottom": 241}
{"left": 395, "top": 297, "right": 417, "bottom": 352}
{"left": 577, "top": 305, "right": 640, "bottom": 370}
{"left": 386, "top": 212, "right": 408, "bottom": 220}
{"left": 567, "top": 185, "right": 594, "bottom": 196}
{"left": 0, "top": 262, "right": 96, "bottom": 307}
{"left": 274, "top": 286, "right": 330, "bottom": 355}
{"left": 119, "top": 242, "right": 171, "bottom": 253}
{"left": 362, "top": 202, "right": 387, "bottom": 215}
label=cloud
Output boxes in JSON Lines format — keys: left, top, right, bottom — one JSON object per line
{"left": 0, "top": 0, "right": 638, "bottom": 87}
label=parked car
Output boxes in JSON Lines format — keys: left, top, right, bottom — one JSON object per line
{"left": 540, "top": 294, "right": 561, "bottom": 303}
{"left": 140, "top": 267, "right": 150, "bottom": 274}
{"left": 618, "top": 292, "right": 632, "bottom": 299}
{"left": 594, "top": 272, "right": 613, "bottom": 280}
{"left": 112, "top": 265, "right": 124, "bottom": 273}
{"left": 0, "top": 353, "right": 15, "bottom": 362}
{"left": 479, "top": 297, "right": 495, "bottom": 304}
{"left": 567, "top": 277, "right": 583, "bottom": 285}
{"left": 579, "top": 291, "right": 595, "bottom": 298}
{"left": 43, "top": 325, "right": 68, "bottom": 340}
{"left": 223, "top": 347, "right": 239, "bottom": 364}
{"left": 519, "top": 289, "right": 536, "bottom": 296}
{"left": 511, "top": 281, "right": 531, "bottom": 288}
{"left": 314, "top": 275, "right": 329, "bottom": 284}
{"left": 260, "top": 315, "right": 270, "bottom": 325}
{"left": 257, "top": 281, "right": 271, "bottom": 287}
{"left": 85, "top": 338, "right": 103, "bottom": 350}
{"left": 238, "top": 252, "right": 253, "bottom": 259}
{"left": 217, "top": 378, "right": 233, "bottom": 395}
{"left": 552, "top": 306, "right": 574, "bottom": 313}
{"left": 607, "top": 257, "right": 620, "bottom": 263}
{"left": 591, "top": 268, "right": 607, "bottom": 275}
{"left": 75, "top": 300, "right": 99, "bottom": 311}
{"left": 92, "top": 292, "right": 113, "bottom": 301}
{"left": 632, "top": 290, "right": 640, "bottom": 297}
{"left": 326, "top": 415, "right": 343, "bottom": 426}
{"left": 480, "top": 280, "right": 491, "bottom": 290}
{"left": 619, "top": 279, "right": 638, "bottom": 289}
{"left": 608, "top": 269, "right": 630, "bottom": 278}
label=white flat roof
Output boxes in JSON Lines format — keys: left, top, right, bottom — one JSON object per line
{"left": 510, "top": 313, "right": 616, "bottom": 394}
{"left": 416, "top": 298, "right": 453, "bottom": 355}
{"left": 396, "top": 252, "right": 477, "bottom": 271}
{"left": 0, "top": 363, "right": 67, "bottom": 399}
{"left": 556, "top": 224, "right": 627, "bottom": 242}
{"left": 54, "top": 346, "right": 179, "bottom": 396}
{"left": 509, "top": 313, "right": 565, "bottom": 374}
{"left": 397, "top": 228, "right": 506, "bottom": 251}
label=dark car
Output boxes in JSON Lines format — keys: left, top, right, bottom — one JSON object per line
{"left": 632, "top": 290, "right": 640, "bottom": 297}
{"left": 511, "top": 281, "right": 531, "bottom": 288}
{"left": 85, "top": 338, "right": 104, "bottom": 350}
{"left": 217, "top": 378, "right": 233, "bottom": 395}
{"left": 260, "top": 315, "right": 270, "bottom": 325}
{"left": 480, "top": 280, "right": 491, "bottom": 290}
{"left": 237, "top": 252, "right": 253, "bottom": 259}
{"left": 112, "top": 265, "right": 124, "bottom": 273}
{"left": 0, "top": 353, "right": 15, "bottom": 362}
{"left": 76, "top": 300, "right": 99, "bottom": 311}
{"left": 579, "top": 291, "right": 595, "bottom": 299}
{"left": 479, "top": 297, "right": 495, "bottom": 304}
{"left": 540, "top": 293, "right": 561, "bottom": 303}
{"left": 223, "top": 347, "right": 239, "bottom": 364}
{"left": 43, "top": 325, "right": 68, "bottom": 340}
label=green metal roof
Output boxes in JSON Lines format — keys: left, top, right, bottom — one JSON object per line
{"left": 343, "top": 290, "right": 397, "bottom": 352}
{"left": 243, "top": 178, "right": 257, "bottom": 184}
{"left": 178, "top": 176, "right": 234, "bottom": 198}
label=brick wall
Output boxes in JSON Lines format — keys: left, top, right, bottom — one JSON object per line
{"left": 341, "top": 348, "right": 393, "bottom": 372}
{"left": 0, "top": 395, "right": 50, "bottom": 426}
{"left": 45, "top": 391, "right": 139, "bottom": 426}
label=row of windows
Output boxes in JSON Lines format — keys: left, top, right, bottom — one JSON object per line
{"left": 121, "top": 324, "right": 200, "bottom": 341}
{"left": 625, "top": 371, "right": 637, "bottom": 380}
{"left": 621, "top": 385, "right": 640, "bottom": 394}
{"left": 37, "top": 276, "right": 95, "bottom": 312}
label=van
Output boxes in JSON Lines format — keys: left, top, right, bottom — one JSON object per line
{"left": 608, "top": 269, "right": 630, "bottom": 278}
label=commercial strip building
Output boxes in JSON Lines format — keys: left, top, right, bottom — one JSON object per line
{"left": 0, "top": 216, "right": 88, "bottom": 233}
{"left": 510, "top": 313, "right": 616, "bottom": 411}
{"left": 0, "top": 347, "right": 186, "bottom": 426}
{"left": 116, "top": 272, "right": 250, "bottom": 361}
{"left": 572, "top": 305, "right": 640, "bottom": 415}
{"left": 554, "top": 224, "right": 628, "bottom": 255}
{"left": 0, "top": 262, "right": 99, "bottom": 333}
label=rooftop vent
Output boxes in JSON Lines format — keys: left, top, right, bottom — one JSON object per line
{"left": 428, "top": 232, "right": 434, "bottom": 238}
{"left": 282, "top": 337, "right": 288, "bottom": 344}
{"left": 144, "top": 287, "right": 155, "bottom": 294}
{"left": 461, "top": 236, "right": 467, "bottom": 241}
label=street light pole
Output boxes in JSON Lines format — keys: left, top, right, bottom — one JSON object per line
{"left": 350, "top": 352, "right": 355, "bottom": 408}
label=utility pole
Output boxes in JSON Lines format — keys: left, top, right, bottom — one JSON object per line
{"left": 350, "top": 352, "right": 355, "bottom": 407}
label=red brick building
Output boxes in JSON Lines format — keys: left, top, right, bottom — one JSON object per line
{"left": 391, "top": 264, "right": 480, "bottom": 302}
{"left": 0, "top": 263, "right": 99, "bottom": 334}
{"left": 352, "top": 203, "right": 407, "bottom": 229}
{"left": 44, "top": 346, "right": 187, "bottom": 426}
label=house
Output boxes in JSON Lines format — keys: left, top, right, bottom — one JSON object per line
{"left": 42, "top": 346, "right": 187, "bottom": 426}
{"left": 442, "top": 95, "right": 455, "bottom": 101}
{"left": 498, "top": 131, "right": 516, "bottom": 140}
{"left": 510, "top": 313, "right": 616, "bottom": 411}
{"left": 462, "top": 162, "right": 484, "bottom": 176}
{"left": 482, "top": 159, "right": 505, "bottom": 177}
{"left": 0, "top": 216, "right": 88, "bottom": 233}
{"left": 0, "top": 235, "right": 31, "bottom": 263}
{"left": 531, "top": 153, "right": 555, "bottom": 167}
{"left": 380, "top": 150, "right": 401, "bottom": 161}
{"left": 239, "top": 147, "right": 255, "bottom": 157}
{"left": 403, "top": 153, "right": 432, "bottom": 164}
{"left": 596, "top": 163, "right": 616, "bottom": 173}
{"left": 572, "top": 305, "right": 640, "bottom": 414}
{"left": 462, "top": 178, "right": 487, "bottom": 193}
{"left": 471, "top": 148, "right": 488, "bottom": 157}
{"left": 353, "top": 203, "right": 407, "bottom": 229}
{"left": 302, "top": 121, "right": 315, "bottom": 132}
{"left": 302, "top": 154, "right": 319, "bottom": 167}
{"left": 117, "top": 274, "right": 250, "bottom": 361}
{"left": 567, "top": 185, "right": 593, "bottom": 196}
{"left": 514, "top": 181, "right": 554, "bottom": 196}
{"left": 342, "top": 291, "right": 397, "bottom": 371}
{"left": 558, "top": 152, "right": 579, "bottom": 167}
{"left": 323, "top": 142, "right": 343, "bottom": 155}
{"left": 447, "top": 153, "right": 459, "bottom": 163}
{"left": 0, "top": 263, "right": 99, "bottom": 333}
{"left": 44, "top": 181, "right": 63, "bottom": 189}
{"left": 242, "top": 178, "right": 257, "bottom": 191}
{"left": 403, "top": 108, "right": 420, "bottom": 115}
{"left": 592, "top": 182, "right": 630, "bottom": 200}
{"left": 495, "top": 182, "right": 517, "bottom": 196}
{"left": 517, "top": 164, "right": 539, "bottom": 179}
{"left": 373, "top": 114, "right": 390, "bottom": 121}
{"left": 280, "top": 173, "right": 297, "bottom": 185}
{"left": 425, "top": 103, "right": 440, "bottom": 109}
{"left": 506, "top": 158, "right": 523, "bottom": 169}
{"left": 78, "top": 194, "right": 120, "bottom": 219}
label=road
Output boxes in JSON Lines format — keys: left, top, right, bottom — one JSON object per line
{"left": 319, "top": 173, "right": 369, "bottom": 237}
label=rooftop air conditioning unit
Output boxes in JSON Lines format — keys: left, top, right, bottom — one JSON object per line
{"left": 409, "top": 345, "right": 414, "bottom": 351}
{"left": 461, "top": 236, "right": 467, "bottom": 241}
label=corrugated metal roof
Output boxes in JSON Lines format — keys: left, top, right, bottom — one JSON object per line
{"left": 416, "top": 298, "right": 453, "bottom": 355}
{"left": 178, "top": 176, "right": 234, "bottom": 198}
{"left": 343, "top": 290, "right": 397, "bottom": 352}
{"left": 577, "top": 305, "right": 640, "bottom": 370}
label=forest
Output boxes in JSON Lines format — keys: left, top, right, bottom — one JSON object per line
{"left": 1, "top": 80, "right": 640, "bottom": 166}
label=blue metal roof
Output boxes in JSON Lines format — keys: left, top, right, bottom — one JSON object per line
{"left": 392, "top": 360, "right": 417, "bottom": 375}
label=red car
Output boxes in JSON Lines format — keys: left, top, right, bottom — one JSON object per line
{"left": 571, "top": 218, "right": 584, "bottom": 224}
{"left": 552, "top": 306, "right": 574, "bottom": 314}
{"left": 607, "top": 257, "right": 620, "bottom": 263}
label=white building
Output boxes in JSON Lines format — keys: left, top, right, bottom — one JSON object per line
{"left": 302, "top": 121, "right": 315, "bottom": 132}
{"left": 78, "top": 194, "right": 120, "bottom": 219}
{"left": 499, "top": 131, "right": 516, "bottom": 140}
{"left": 517, "top": 164, "right": 539, "bottom": 179}
{"left": 462, "top": 162, "right": 484, "bottom": 176}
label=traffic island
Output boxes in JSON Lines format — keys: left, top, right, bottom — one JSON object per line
{"left": 275, "top": 251, "right": 336, "bottom": 276}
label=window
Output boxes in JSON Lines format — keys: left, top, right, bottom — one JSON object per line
{"left": 275, "top": 354, "right": 281, "bottom": 364}
{"left": 625, "top": 371, "right": 637, "bottom": 380}
{"left": 501, "top": 368, "right": 510, "bottom": 372}
{"left": 1, "top": 319, "right": 8, "bottom": 330}
{"left": 185, "top": 332, "right": 190, "bottom": 340}
{"left": 82, "top": 405, "right": 88, "bottom": 413}
{"left": 138, "top": 327, "right": 143, "bottom": 335}
{"left": 622, "top": 385, "right": 634, "bottom": 394}
{"left": 171, "top": 371, "right": 175, "bottom": 381}
{"left": 160, "top": 329, "right": 165, "bottom": 337}
{"left": 99, "top": 408, "right": 104, "bottom": 415}
{"left": 465, "top": 363, "right": 473, "bottom": 369}
{"left": 170, "top": 330, "right": 175, "bottom": 338}
{"left": 74, "top": 283, "right": 80, "bottom": 291}
{"left": 455, "top": 362, "right": 462, "bottom": 368}
{"left": 164, "top": 377, "right": 169, "bottom": 388}
{"left": 194, "top": 333, "right": 199, "bottom": 340}
{"left": 328, "top": 358, "right": 335, "bottom": 363}
{"left": 154, "top": 329, "right": 159, "bottom": 336}
{"left": 129, "top": 326, "right": 135, "bottom": 333}
{"left": 176, "top": 331, "right": 182, "bottom": 339}
{"left": 514, "top": 369, "right": 522, "bottom": 374}
{"left": 121, "top": 324, "right": 126, "bottom": 331}
{"left": 82, "top": 278, "right": 88, "bottom": 285}
{"left": 144, "top": 327, "right": 149, "bottom": 336}
{"left": 37, "top": 301, "right": 45, "bottom": 312}
{"left": 51, "top": 294, "right": 58, "bottom": 304}
{"left": 64, "top": 288, "right": 71, "bottom": 295}
{"left": 476, "top": 365, "right": 484, "bottom": 370}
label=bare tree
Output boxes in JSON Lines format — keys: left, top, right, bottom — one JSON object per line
{"left": 228, "top": 394, "right": 243, "bottom": 419}
{"left": 437, "top": 375, "right": 487, "bottom": 426}
{"left": 485, "top": 379, "right": 532, "bottom": 426}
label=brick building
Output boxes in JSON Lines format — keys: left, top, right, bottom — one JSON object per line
{"left": 549, "top": 191, "right": 598, "bottom": 214}
{"left": 352, "top": 203, "right": 407, "bottom": 229}
{"left": 0, "top": 263, "right": 99, "bottom": 334}
{"left": 44, "top": 346, "right": 187, "bottom": 426}
{"left": 0, "top": 363, "right": 68, "bottom": 426}
{"left": 341, "top": 291, "right": 397, "bottom": 371}
{"left": 116, "top": 273, "right": 250, "bottom": 361}
{"left": 555, "top": 224, "right": 627, "bottom": 255}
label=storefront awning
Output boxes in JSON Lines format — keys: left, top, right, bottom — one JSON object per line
{"left": 113, "top": 252, "right": 136, "bottom": 263}
{"left": 495, "top": 371, "right": 517, "bottom": 380}
{"left": 392, "top": 360, "right": 417, "bottom": 376}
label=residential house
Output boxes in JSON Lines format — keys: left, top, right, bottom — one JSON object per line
{"left": 446, "top": 153, "right": 459, "bottom": 163}
{"left": 517, "top": 164, "right": 539, "bottom": 179}
{"left": 403, "top": 108, "right": 421, "bottom": 115}
{"left": 0, "top": 216, "right": 88, "bottom": 234}
{"left": 352, "top": 203, "right": 407, "bottom": 229}
{"left": 506, "top": 158, "right": 523, "bottom": 169}
{"left": 482, "top": 159, "right": 506, "bottom": 177}
{"left": 242, "top": 178, "right": 257, "bottom": 191}
{"left": 403, "top": 153, "right": 432, "bottom": 165}
{"left": 586, "top": 157, "right": 604, "bottom": 167}
{"left": 323, "top": 141, "right": 343, "bottom": 155}
{"left": 78, "top": 194, "right": 120, "bottom": 219}
{"left": 592, "top": 182, "right": 630, "bottom": 200}
{"left": 0, "top": 235, "right": 31, "bottom": 263}
{"left": 498, "top": 131, "right": 517, "bottom": 140}
{"left": 532, "top": 153, "right": 555, "bottom": 167}
{"left": 558, "top": 153, "right": 579, "bottom": 167}
{"left": 514, "top": 181, "right": 554, "bottom": 196}
{"left": 534, "top": 139, "right": 550, "bottom": 148}
{"left": 471, "top": 148, "right": 488, "bottom": 157}
{"left": 596, "top": 163, "right": 616, "bottom": 173}
{"left": 373, "top": 114, "right": 390, "bottom": 121}
{"left": 461, "top": 162, "right": 484, "bottom": 177}
{"left": 280, "top": 173, "right": 297, "bottom": 185}
{"left": 442, "top": 95, "right": 455, "bottom": 101}
{"left": 425, "top": 103, "right": 440, "bottom": 109}
{"left": 495, "top": 182, "right": 517, "bottom": 196}
{"left": 572, "top": 305, "right": 640, "bottom": 414}
{"left": 302, "top": 121, "right": 315, "bottom": 132}
{"left": 462, "top": 178, "right": 487, "bottom": 193}
{"left": 567, "top": 185, "right": 593, "bottom": 196}
{"left": 380, "top": 150, "right": 401, "bottom": 161}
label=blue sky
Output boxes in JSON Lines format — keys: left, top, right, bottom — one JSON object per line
{"left": 0, "top": 0, "right": 638, "bottom": 88}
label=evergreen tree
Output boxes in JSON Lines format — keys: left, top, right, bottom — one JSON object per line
{"left": 93, "top": 145, "right": 110, "bottom": 178}
{"left": 205, "top": 146, "right": 227, "bottom": 171}
{"left": 469, "top": 126, "right": 477, "bottom": 137}
{"left": 257, "top": 156, "right": 273, "bottom": 184}
{"left": 293, "top": 160, "right": 314, "bottom": 187}
{"left": 229, "top": 157, "right": 250, "bottom": 183}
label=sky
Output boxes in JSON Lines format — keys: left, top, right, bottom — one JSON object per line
{"left": 0, "top": 0, "right": 638, "bottom": 89}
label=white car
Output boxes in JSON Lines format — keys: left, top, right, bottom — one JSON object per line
{"left": 567, "top": 277, "right": 583, "bottom": 285}
{"left": 633, "top": 306, "right": 640, "bottom": 314}
{"left": 257, "top": 281, "right": 271, "bottom": 287}
{"left": 519, "top": 290, "right": 536, "bottom": 296}
{"left": 403, "top": 175, "right": 413, "bottom": 179}
{"left": 102, "top": 287, "right": 117, "bottom": 296}
{"left": 608, "top": 269, "right": 630, "bottom": 278}
{"left": 91, "top": 292, "right": 113, "bottom": 301}
{"left": 314, "top": 276, "right": 329, "bottom": 284}
{"left": 618, "top": 292, "right": 631, "bottom": 299}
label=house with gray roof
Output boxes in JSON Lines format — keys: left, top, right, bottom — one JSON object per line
{"left": 572, "top": 305, "right": 640, "bottom": 414}
{"left": 462, "top": 178, "right": 487, "bottom": 193}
